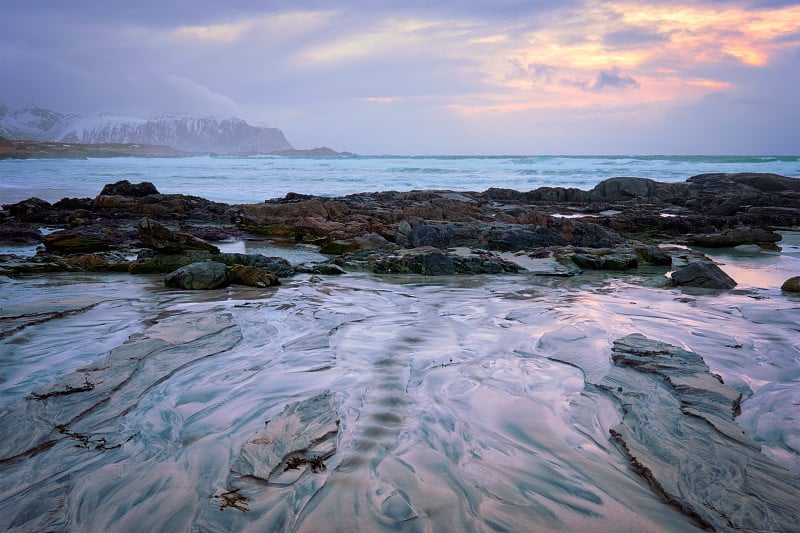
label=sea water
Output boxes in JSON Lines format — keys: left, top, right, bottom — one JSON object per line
{"left": 1, "top": 154, "right": 799, "bottom": 205}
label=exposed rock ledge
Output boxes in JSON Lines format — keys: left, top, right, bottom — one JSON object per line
{"left": 598, "top": 334, "right": 800, "bottom": 531}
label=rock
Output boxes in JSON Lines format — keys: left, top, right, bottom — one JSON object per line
{"left": 347, "top": 249, "right": 522, "bottom": 276}
{"left": 482, "top": 225, "right": 568, "bottom": 251}
{"left": 590, "top": 177, "right": 681, "bottom": 202}
{"left": 781, "top": 276, "right": 800, "bottom": 292}
{"left": 572, "top": 251, "right": 638, "bottom": 270}
{"left": 227, "top": 264, "right": 279, "bottom": 287}
{"left": 164, "top": 261, "right": 229, "bottom": 289}
{"left": 231, "top": 391, "right": 339, "bottom": 483}
{"left": 216, "top": 253, "right": 294, "bottom": 277}
{"left": 0, "top": 222, "right": 42, "bottom": 243}
{"left": 670, "top": 261, "right": 737, "bottom": 289}
{"left": 99, "top": 180, "right": 159, "bottom": 197}
{"left": 128, "top": 252, "right": 205, "bottom": 274}
{"left": 687, "top": 227, "right": 782, "bottom": 248}
{"left": 708, "top": 201, "right": 738, "bottom": 216}
{"left": 1, "top": 197, "right": 52, "bottom": 221}
{"left": 43, "top": 229, "right": 114, "bottom": 254}
{"left": 599, "top": 334, "right": 800, "bottom": 532}
{"left": 634, "top": 245, "right": 672, "bottom": 266}
{"left": 64, "top": 252, "right": 130, "bottom": 272}
{"left": 138, "top": 217, "right": 219, "bottom": 254}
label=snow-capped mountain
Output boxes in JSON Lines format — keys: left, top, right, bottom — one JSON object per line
{"left": 0, "top": 104, "right": 77, "bottom": 141}
{"left": 0, "top": 105, "right": 293, "bottom": 154}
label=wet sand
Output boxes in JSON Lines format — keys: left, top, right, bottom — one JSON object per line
{"left": 1, "top": 247, "right": 799, "bottom": 530}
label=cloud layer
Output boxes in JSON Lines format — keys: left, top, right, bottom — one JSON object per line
{"left": 1, "top": 0, "right": 798, "bottom": 154}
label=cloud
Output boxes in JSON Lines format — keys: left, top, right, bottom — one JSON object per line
{"left": 1, "top": 0, "right": 799, "bottom": 153}
{"left": 592, "top": 68, "right": 641, "bottom": 91}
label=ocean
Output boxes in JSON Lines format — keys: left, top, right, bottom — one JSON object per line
{"left": 1, "top": 154, "right": 799, "bottom": 205}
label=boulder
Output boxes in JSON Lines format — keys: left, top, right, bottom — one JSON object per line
{"left": 138, "top": 217, "right": 219, "bottom": 254}
{"left": 781, "top": 276, "right": 800, "bottom": 292}
{"left": 687, "top": 227, "right": 782, "bottom": 248}
{"left": 99, "top": 180, "right": 159, "bottom": 197}
{"left": 670, "top": 261, "right": 737, "bottom": 289}
{"left": 164, "top": 261, "right": 229, "bottom": 289}
{"left": 228, "top": 264, "right": 279, "bottom": 288}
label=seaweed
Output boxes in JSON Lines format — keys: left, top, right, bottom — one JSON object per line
{"left": 215, "top": 488, "right": 249, "bottom": 512}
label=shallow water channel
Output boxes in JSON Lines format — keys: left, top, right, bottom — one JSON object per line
{"left": 1, "top": 261, "right": 798, "bottom": 531}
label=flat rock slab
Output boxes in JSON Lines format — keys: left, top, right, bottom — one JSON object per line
{"left": 0, "top": 311, "right": 242, "bottom": 465}
{"left": 600, "top": 334, "right": 800, "bottom": 531}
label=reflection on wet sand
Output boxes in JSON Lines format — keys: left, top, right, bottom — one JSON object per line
{"left": 0, "top": 266, "right": 798, "bottom": 531}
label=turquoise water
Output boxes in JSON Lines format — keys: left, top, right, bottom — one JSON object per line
{"left": 2, "top": 154, "right": 798, "bottom": 205}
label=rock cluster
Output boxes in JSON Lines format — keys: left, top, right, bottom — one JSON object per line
{"left": 2, "top": 173, "right": 798, "bottom": 288}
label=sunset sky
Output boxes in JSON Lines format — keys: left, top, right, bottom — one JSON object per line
{"left": 2, "top": 1, "right": 799, "bottom": 154}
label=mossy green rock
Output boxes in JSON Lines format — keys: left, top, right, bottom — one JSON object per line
{"left": 781, "top": 276, "right": 800, "bottom": 292}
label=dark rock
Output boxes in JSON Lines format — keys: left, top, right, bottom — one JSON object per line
{"left": 687, "top": 227, "right": 782, "bottom": 248}
{"left": 2, "top": 197, "right": 52, "bottom": 221}
{"left": 128, "top": 252, "right": 204, "bottom": 274}
{"left": 44, "top": 229, "right": 114, "bottom": 254}
{"left": 687, "top": 172, "right": 800, "bottom": 192}
{"left": 600, "top": 334, "right": 800, "bottom": 532}
{"left": 670, "top": 261, "right": 737, "bottom": 289}
{"left": 781, "top": 276, "right": 800, "bottom": 292}
{"left": 590, "top": 177, "right": 681, "bottom": 202}
{"left": 99, "top": 180, "right": 160, "bottom": 197}
{"left": 572, "top": 251, "right": 638, "bottom": 270}
{"left": 228, "top": 264, "right": 280, "bottom": 287}
{"left": 64, "top": 252, "right": 131, "bottom": 272}
{"left": 0, "top": 222, "right": 43, "bottom": 243}
{"left": 482, "top": 225, "right": 567, "bottom": 251}
{"left": 634, "top": 245, "right": 672, "bottom": 266}
{"left": 358, "top": 249, "right": 522, "bottom": 276}
{"left": 216, "top": 253, "right": 294, "bottom": 277}
{"left": 708, "top": 201, "right": 738, "bottom": 216}
{"left": 164, "top": 261, "right": 229, "bottom": 289}
{"left": 138, "top": 217, "right": 219, "bottom": 254}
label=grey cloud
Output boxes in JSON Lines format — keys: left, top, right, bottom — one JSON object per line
{"left": 603, "top": 28, "right": 671, "bottom": 48}
{"left": 592, "top": 69, "right": 640, "bottom": 92}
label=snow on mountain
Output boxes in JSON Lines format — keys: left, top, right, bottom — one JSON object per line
{"left": 0, "top": 104, "right": 78, "bottom": 141}
{"left": 0, "top": 105, "right": 293, "bottom": 154}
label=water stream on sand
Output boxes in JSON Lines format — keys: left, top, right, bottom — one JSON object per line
{"left": 1, "top": 261, "right": 798, "bottom": 531}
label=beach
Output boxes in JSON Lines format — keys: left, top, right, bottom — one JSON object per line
{"left": 1, "top": 162, "right": 800, "bottom": 531}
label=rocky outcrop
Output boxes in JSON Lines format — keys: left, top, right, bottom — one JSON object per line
{"left": 599, "top": 334, "right": 800, "bottom": 531}
{"left": 687, "top": 227, "right": 782, "bottom": 248}
{"left": 0, "top": 222, "right": 42, "bottom": 244}
{"left": 138, "top": 217, "right": 219, "bottom": 254}
{"left": 670, "top": 261, "right": 737, "bottom": 289}
{"left": 100, "top": 180, "right": 159, "bottom": 197}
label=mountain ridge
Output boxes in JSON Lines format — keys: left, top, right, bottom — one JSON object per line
{"left": 0, "top": 105, "right": 293, "bottom": 155}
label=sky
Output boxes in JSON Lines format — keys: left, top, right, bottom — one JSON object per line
{"left": 1, "top": 1, "right": 799, "bottom": 155}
